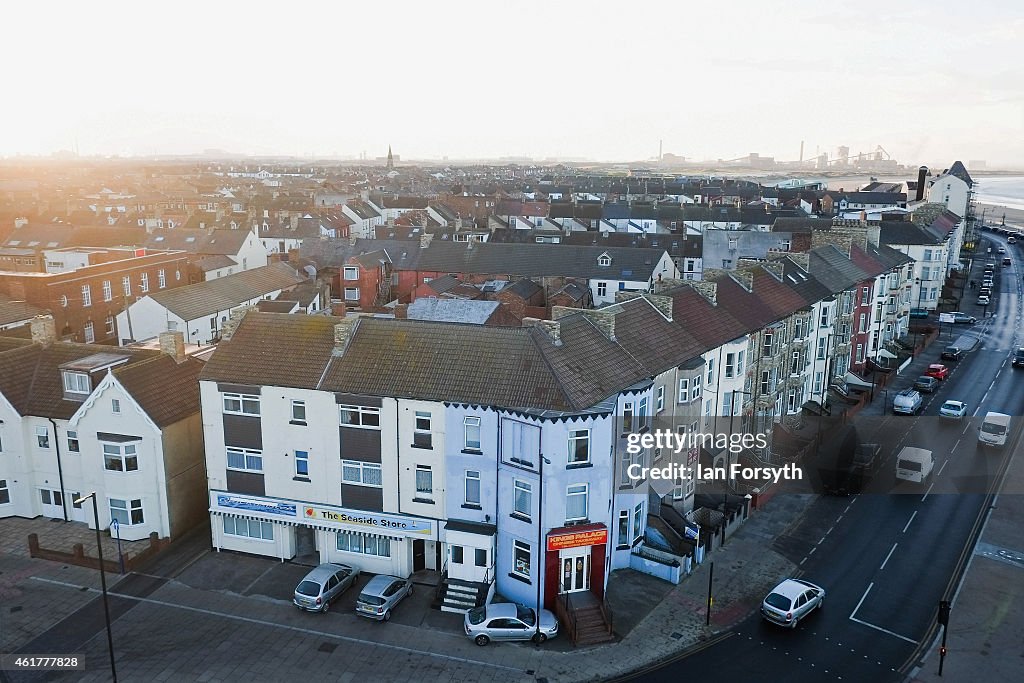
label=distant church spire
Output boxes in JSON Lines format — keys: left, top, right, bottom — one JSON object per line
{"left": 386, "top": 145, "right": 394, "bottom": 171}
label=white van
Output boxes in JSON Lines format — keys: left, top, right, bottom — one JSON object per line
{"left": 893, "top": 389, "right": 923, "bottom": 415}
{"left": 978, "top": 412, "right": 1011, "bottom": 448}
{"left": 895, "top": 447, "right": 934, "bottom": 483}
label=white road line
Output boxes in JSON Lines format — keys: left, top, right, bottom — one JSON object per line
{"left": 938, "top": 459, "right": 949, "bottom": 476}
{"left": 951, "top": 439, "right": 960, "bottom": 452}
{"left": 818, "top": 536, "right": 827, "bottom": 545}
{"left": 921, "top": 482, "right": 935, "bottom": 502}
{"left": 850, "top": 582, "right": 873, "bottom": 620}
{"left": 849, "top": 617, "right": 919, "bottom": 645}
{"left": 808, "top": 547, "right": 816, "bottom": 556}
{"left": 29, "top": 576, "right": 524, "bottom": 673}
{"left": 879, "top": 543, "right": 898, "bottom": 571}
{"left": 903, "top": 510, "right": 918, "bottom": 533}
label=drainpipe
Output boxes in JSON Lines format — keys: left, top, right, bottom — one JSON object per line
{"left": 47, "top": 418, "right": 68, "bottom": 522}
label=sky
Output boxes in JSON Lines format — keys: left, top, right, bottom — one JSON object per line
{"left": 3, "top": 0, "right": 1023, "bottom": 167}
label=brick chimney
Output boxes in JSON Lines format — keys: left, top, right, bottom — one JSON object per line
{"left": 394, "top": 303, "right": 409, "bottom": 319}
{"left": 420, "top": 234, "right": 434, "bottom": 249}
{"left": 159, "top": 330, "right": 186, "bottom": 363}
{"left": 333, "top": 317, "right": 359, "bottom": 356}
{"left": 524, "top": 317, "right": 562, "bottom": 346}
{"left": 220, "top": 306, "right": 255, "bottom": 341}
{"left": 30, "top": 315, "right": 57, "bottom": 346}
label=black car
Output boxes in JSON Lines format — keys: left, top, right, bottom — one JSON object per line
{"left": 1013, "top": 348, "right": 1024, "bottom": 369}
{"left": 914, "top": 376, "right": 939, "bottom": 393}
{"left": 941, "top": 346, "right": 963, "bottom": 361}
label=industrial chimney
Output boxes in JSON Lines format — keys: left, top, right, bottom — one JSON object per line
{"left": 916, "top": 166, "right": 928, "bottom": 202}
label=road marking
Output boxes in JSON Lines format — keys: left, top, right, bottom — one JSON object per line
{"left": 849, "top": 617, "right": 919, "bottom": 645}
{"left": 951, "top": 439, "right": 960, "bottom": 452}
{"left": 880, "top": 543, "right": 898, "bottom": 571}
{"left": 818, "top": 536, "right": 828, "bottom": 545}
{"left": 29, "top": 576, "right": 525, "bottom": 674}
{"left": 851, "top": 582, "right": 873, "bottom": 619}
{"left": 808, "top": 547, "right": 816, "bottom": 556}
{"left": 938, "top": 459, "right": 948, "bottom": 476}
{"left": 921, "top": 482, "right": 935, "bottom": 502}
{"left": 903, "top": 511, "right": 918, "bottom": 533}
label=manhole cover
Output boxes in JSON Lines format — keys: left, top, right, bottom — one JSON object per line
{"left": 318, "top": 642, "right": 337, "bottom": 654}
{"left": 670, "top": 632, "right": 683, "bottom": 640}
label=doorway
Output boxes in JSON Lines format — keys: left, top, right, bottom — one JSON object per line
{"left": 413, "top": 539, "right": 426, "bottom": 571}
{"left": 560, "top": 548, "right": 591, "bottom": 593}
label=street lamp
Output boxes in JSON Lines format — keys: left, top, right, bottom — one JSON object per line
{"left": 74, "top": 492, "right": 118, "bottom": 683}
{"left": 535, "top": 454, "right": 551, "bottom": 646}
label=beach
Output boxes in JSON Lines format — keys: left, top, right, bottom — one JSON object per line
{"left": 977, "top": 203, "right": 1024, "bottom": 229}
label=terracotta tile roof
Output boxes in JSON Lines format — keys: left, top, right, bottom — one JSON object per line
{"left": 114, "top": 355, "right": 204, "bottom": 427}
{"left": 199, "top": 313, "right": 338, "bottom": 389}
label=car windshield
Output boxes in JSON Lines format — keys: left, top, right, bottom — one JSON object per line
{"left": 296, "top": 580, "right": 321, "bottom": 597}
{"left": 516, "top": 605, "right": 536, "bottom": 626}
{"left": 898, "top": 459, "right": 922, "bottom": 472}
{"left": 358, "top": 594, "right": 385, "bottom": 606}
{"left": 467, "top": 606, "right": 487, "bottom": 625}
{"left": 765, "top": 592, "right": 791, "bottom": 610}
{"left": 942, "top": 403, "right": 960, "bottom": 411}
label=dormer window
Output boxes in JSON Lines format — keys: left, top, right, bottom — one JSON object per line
{"left": 597, "top": 253, "right": 612, "bottom": 267}
{"left": 63, "top": 371, "right": 91, "bottom": 395}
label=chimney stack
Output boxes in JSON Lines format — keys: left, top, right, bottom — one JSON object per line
{"left": 30, "top": 315, "right": 57, "bottom": 346}
{"left": 915, "top": 166, "right": 928, "bottom": 202}
{"left": 159, "top": 330, "right": 187, "bottom": 363}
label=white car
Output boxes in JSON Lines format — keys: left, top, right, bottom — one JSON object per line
{"left": 939, "top": 400, "right": 968, "bottom": 420}
{"left": 978, "top": 295, "right": 990, "bottom": 306}
{"left": 761, "top": 578, "right": 825, "bottom": 628}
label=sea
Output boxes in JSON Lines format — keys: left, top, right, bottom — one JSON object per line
{"left": 973, "top": 176, "right": 1024, "bottom": 212}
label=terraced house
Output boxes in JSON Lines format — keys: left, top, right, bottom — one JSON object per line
{"left": 195, "top": 222, "right": 910, "bottom": 643}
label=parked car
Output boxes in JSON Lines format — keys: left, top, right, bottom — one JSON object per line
{"left": 998, "top": 247, "right": 1006, "bottom": 254}
{"left": 979, "top": 287, "right": 992, "bottom": 297}
{"left": 926, "top": 364, "right": 949, "bottom": 380}
{"left": 914, "top": 376, "right": 939, "bottom": 393}
{"left": 293, "top": 563, "right": 360, "bottom": 613}
{"left": 1013, "top": 347, "right": 1024, "bottom": 368}
{"left": 761, "top": 578, "right": 825, "bottom": 628}
{"left": 909, "top": 308, "right": 930, "bottom": 319}
{"left": 949, "top": 312, "right": 977, "bottom": 324}
{"left": 464, "top": 603, "right": 559, "bottom": 645}
{"left": 893, "top": 389, "right": 923, "bottom": 415}
{"left": 939, "top": 400, "right": 968, "bottom": 420}
{"left": 355, "top": 575, "right": 413, "bottom": 621}
{"left": 941, "top": 346, "right": 963, "bottom": 361}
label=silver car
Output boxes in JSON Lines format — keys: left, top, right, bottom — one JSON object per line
{"left": 354, "top": 575, "right": 413, "bottom": 621}
{"left": 464, "top": 603, "right": 559, "bottom": 645}
{"left": 293, "top": 563, "right": 360, "bottom": 613}
{"left": 761, "top": 578, "right": 825, "bottom": 628}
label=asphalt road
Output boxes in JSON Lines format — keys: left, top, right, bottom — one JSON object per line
{"left": 639, "top": 234, "right": 1023, "bottom": 683}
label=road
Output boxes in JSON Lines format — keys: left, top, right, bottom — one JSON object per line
{"left": 637, "top": 234, "right": 1023, "bottom": 683}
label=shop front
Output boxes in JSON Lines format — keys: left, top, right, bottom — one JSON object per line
{"left": 209, "top": 490, "right": 437, "bottom": 576}
{"left": 543, "top": 523, "right": 609, "bottom": 609}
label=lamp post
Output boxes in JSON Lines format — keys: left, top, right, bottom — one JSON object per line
{"left": 535, "top": 454, "right": 551, "bottom": 646}
{"left": 723, "top": 390, "right": 752, "bottom": 546}
{"left": 74, "top": 492, "right": 117, "bottom": 682}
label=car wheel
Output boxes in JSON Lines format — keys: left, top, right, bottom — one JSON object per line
{"left": 475, "top": 635, "right": 490, "bottom": 646}
{"left": 408, "top": 585, "right": 414, "bottom": 596}
{"left": 383, "top": 609, "right": 391, "bottom": 622}
{"left": 321, "top": 600, "right": 330, "bottom": 613}
{"left": 818, "top": 598, "right": 824, "bottom": 611}
{"left": 532, "top": 633, "right": 547, "bottom": 644}
{"left": 791, "top": 617, "right": 800, "bottom": 629}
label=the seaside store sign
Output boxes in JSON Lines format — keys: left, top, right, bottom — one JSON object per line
{"left": 214, "top": 493, "right": 432, "bottom": 536}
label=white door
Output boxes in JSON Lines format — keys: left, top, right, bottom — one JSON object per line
{"left": 69, "top": 491, "right": 86, "bottom": 523}
{"left": 560, "top": 548, "right": 591, "bottom": 594}
{"left": 39, "top": 488, "right": 65, "bottom": 519}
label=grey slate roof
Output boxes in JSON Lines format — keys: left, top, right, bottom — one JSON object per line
{"left": 416, "top": 242, "right": 667, "bottom": 282}
{"left": 299, "top": 238, "right": 423, "bottom": 271}
{"left": 148, "top": 263, "right": 305, "bottom": 322}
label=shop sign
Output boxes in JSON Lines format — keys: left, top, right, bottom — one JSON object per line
{"left": 215, "top": 494, "right": 297, "bottom": 518}
{"left": 303, "top": 505, "right": 433, "bottom": 535}
{"left": 547, "top": 528, "right": 608, "bottom": 551}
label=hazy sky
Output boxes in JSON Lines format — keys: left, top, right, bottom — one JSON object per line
{"left": 4, "top": 0, "right": 1022, "bottom": 166}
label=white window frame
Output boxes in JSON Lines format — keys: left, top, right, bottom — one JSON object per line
{"left": 678, "top": 378, "right": 689, "bottom": 403}
{"left": 122, "top": 275, "right": 131, "bottom": 296}
{"left": 690, "top": 375, "right": 702, "bottom": 401}
{"left": 341, "top": 460, "right": 382, "bottom": 487}
{"left": 83, "top": 321, "right": 95, "bottom": 343}
{"left": 656, "top": 385, "right": 665, "bottom": 412}
{"left": 568, "top": 429, "right": 590, "bottom": 465}
{"left": 415, "top": 465, "right": 433, "bottom": 496}
{"left": 512, "top": 539, "right": 531, "bottom": 579}
{"left": 566, "top": 484, "right": 589, "bottom": 522}
{"left": 513, "top": 479, "right": 532, "bottom": 518}
{"left": 339, "top": 404, "right": 380, "bottom": 428}
{"left": 109, "top": 497, "right": 144, "bottom": 526}
{"left": 344, "top": 287, "right": 359, "bottom": 301}
{"left": 140, "top": 272, "right": 149, "bottom": 292}
{"left": 295, "top": 450, "right": 310, "bottom": 477}
{"left": 224, "top": 515, "right": 273, "bottom": 541}
{"left": 291, "top": 400, "right": 306, "bottom": 423}
{"left": 465, "top": 470, "right": 481, "bottom": 506}
{"left": 226, "top": 447, "right": 263, "bottom": 473}
{"left": 464, "top": 416, "right": 481, "bottom": 451}
{"left": 67, "top": 430, "right": 80, "bottom": 453}
{"left": 103, "top": 443, "right": 138, "bottom": 472}
{"left": 343, "top": 266, "right": 359, "bottom": 281}
{"left": 102, "top": 280, "right": 112, "bottom": 301}
{"left": 158, "top": 269, "right": 166, "bottom": 288}
{"left": 81, "top": 284, "right": 92, "bottom": 307}
{"left": 35, "top": 426, "right": 50, "bottom": 449}
{"left": 111, "top": 398, "right": 120, "bottom": 414}
{"left": 223, "top": 392, "right": 260, "bottom": 416}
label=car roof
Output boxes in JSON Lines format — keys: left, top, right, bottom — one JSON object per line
{"left": 302, "top": 563, "right": 353, "bottom": 581}
{"left": 983, "top": 412, "right": 1011, "bottom": 423}
{"left": 770, "top": 579, "right": 817, "bottom": 599}
{"left": 928, "top": 363, "right": 945, "bottom": 369}
{"left": 480, "top": 603, "right": 523, "bottom": 619}
{"left": 361, "top": 574, "right": 402, "bottom": 593}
